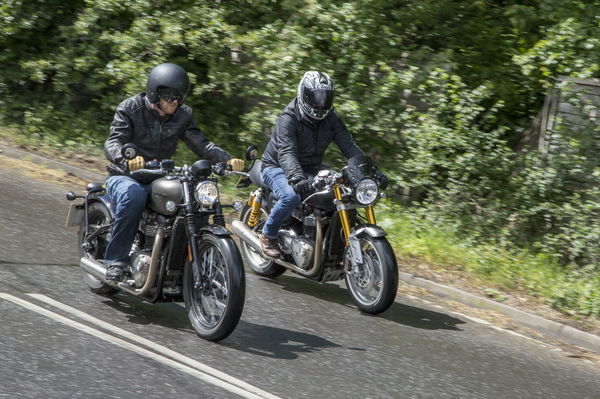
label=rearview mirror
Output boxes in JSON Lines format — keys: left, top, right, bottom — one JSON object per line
{"left": 245, "top": 145, "right": 258, "bottom": 161}
{"left": 121, "top": 143, "right": 138, "bottom": 160}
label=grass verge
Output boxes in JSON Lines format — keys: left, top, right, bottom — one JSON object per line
{"left": 377, "top": 200, "right": 600, "bottom": 324}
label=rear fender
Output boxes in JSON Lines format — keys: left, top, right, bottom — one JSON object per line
{"left": 88, "top": 193, "right": 116, "bottom": 220}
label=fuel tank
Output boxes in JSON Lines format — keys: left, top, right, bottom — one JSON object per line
{"left": 150, "top": 177, "right": 182, "bottom": 215}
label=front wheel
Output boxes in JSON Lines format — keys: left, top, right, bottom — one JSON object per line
{"left": 345, "top": 236, "right": 399, "bottom": 314}
{"left": 183, "top": 233, "right": 245, "bottom": 341}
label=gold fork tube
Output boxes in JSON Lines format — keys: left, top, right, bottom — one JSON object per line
{"left": 365, "top": 206, "right": 376, "bottom": 224}
{"left": 334, "top": 184, "right": 351, "bottom": 245}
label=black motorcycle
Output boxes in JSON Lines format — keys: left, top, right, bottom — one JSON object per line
{"left": 232, "top": 148, "right": 398, "bottom": 314}
{"left": 65, "top": 144, "right": 245, "bottom": 341}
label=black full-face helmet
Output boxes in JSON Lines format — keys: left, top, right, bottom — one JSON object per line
{"left": 146, "top": 63, "right": 190, "bottom": 104}
{"left": 297, "top": 71, "right": 335, "bottom": 121}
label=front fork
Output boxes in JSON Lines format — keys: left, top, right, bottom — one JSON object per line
{"left": 333, "top": 184, "right": 377, "bottom": 243}
{"left": 182, "top": 180, "right": 205, "bottom": 290}
{"left": 333, "top": 184, "right": 376, "bottom": 269}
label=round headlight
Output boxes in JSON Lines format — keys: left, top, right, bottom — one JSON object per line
{"left": 194, "top": 181, "right": 219, "bottom": 206}
{"left": 355, "top": 178, "right": 379, "bottom": 205}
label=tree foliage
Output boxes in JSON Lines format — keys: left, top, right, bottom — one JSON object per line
{"left": 3, "top": 0, "right": 600, "bottom": 284}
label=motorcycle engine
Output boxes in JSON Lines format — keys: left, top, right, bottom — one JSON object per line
{"left": 130, "top": 250, "right": 152, "bottom": 288}
{"left": 278, "top": 230, "right": 314, "bottom": 270}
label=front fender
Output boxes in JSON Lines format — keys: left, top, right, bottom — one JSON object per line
{"left": 352, "top": 223, "right": 387, "bottom": 238}
{"left": 199, "top": 224, "right": 231, "bottom": 237}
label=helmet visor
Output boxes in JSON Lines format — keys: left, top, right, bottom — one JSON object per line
{"left": 158, "top": 87, "right": 185, "bottom": 104}
{"left": 303, "top": 88, "right": 334, "bottom": 111}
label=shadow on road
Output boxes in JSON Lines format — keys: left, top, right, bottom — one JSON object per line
{"left": 101, "top": 294, "right": 193, "bottom": 332}
{"left": 224, "top": 320, "right": 345, "bottom": 360}
{"left": 266, "top": 275, "right": 465, "bottom": 331}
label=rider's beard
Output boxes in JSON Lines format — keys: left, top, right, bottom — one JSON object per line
{"left": 155, "top": 99, "right": 178, "bottom": 116}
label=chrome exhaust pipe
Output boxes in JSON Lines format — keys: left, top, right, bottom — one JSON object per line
{"left": 79, "top": 226, "right": 164, "bottom": 295}
{"left": 231, "top": 220, "right": 321, "bottom": 276}
{"left": 80, "top": 256, "right": 109, "bottom": 281}
{"left": 231, "top": 220, "right": 262, "bottom": 252}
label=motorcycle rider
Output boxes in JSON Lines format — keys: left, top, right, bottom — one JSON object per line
{"left": 259, "top": 71, "right": 386, "bottom": 258}
{"left": 103, "top": 62, "right": 244, "bottom": 281}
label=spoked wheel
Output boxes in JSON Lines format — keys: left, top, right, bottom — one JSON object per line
{"left": 78, "top": 202, "right": 118, "bottom": 295}
{"left": 183, "top": 233, "right": 245, "bottom": 341}
{"left": 345, "top": 236, "right": 399, "bottom": 314}
{"left": 238, "top": 205, "right": 285, "bottom": 278}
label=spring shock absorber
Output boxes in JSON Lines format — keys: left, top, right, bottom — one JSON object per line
{"left": 247, "top": 189, "right": 263, "bottom": 228}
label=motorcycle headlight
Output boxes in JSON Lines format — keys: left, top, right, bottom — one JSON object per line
{"left": 194, "top": 181, "right": 219, "bottom": 206}
{"left": 354, "top": 178, "right": 379, "bottom": 205}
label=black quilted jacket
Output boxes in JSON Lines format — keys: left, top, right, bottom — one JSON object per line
{"left": 104, "top": 93, "right": 231, "bottom": 169}
{"left": 261, "top": 99, "right": 364, "bottom": 181}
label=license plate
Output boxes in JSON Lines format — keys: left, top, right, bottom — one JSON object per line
{"left": 65, "top": 203, "right": 84, "bottom": 227}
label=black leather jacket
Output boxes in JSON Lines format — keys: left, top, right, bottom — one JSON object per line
{"left": 261, "top": 99, "right": 365, "bottom": 181}
{"left": 104, "top": 93, "right": 231, "bottom": 171}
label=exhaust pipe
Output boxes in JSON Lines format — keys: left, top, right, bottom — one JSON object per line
{"left": 79, "top": 226, "right": 164, "bottom": 295}
{"left": 231, "top": 220, "right": 322, "bottom": 276}
{"left": 231, "top": 220, "right": 262, "bottom": 253}
{"left": 80, "top": 256, "right": 109, "bottom": 281}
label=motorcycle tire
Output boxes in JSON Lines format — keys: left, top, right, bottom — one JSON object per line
{"left": 78, "top": 202, "right": 118, "bottom": 295}
{"left": 183, "top": 233, "right": 246, "bottom": 341}
{"left": 345, "top": 236, "right": 399, "bottom": 315}
{"left": 238, "top": 204, "right": 285, "bottom": 278}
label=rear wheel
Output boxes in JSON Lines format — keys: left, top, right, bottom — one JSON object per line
{"left": 238, "top": 205, "right": 285, "bottom": 278}
{"left": 183, "top": 234, "right": 245, "bottom": 341}
{"left": 345, "top": 236, "right": 398, "bottom": 314}
{"left": 78, "top": 202, "right": 118, "bottom": 295}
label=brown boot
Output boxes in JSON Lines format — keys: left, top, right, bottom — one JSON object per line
{"left": 260, "top": 234, "right": 281, "bottom": 258}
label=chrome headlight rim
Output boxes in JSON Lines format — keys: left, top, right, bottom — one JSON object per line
{"left": 354, "top": 178, "right": 379, "bottom": 205}
{"left": 194, "top": 181, "right": 219, "bottom": 207}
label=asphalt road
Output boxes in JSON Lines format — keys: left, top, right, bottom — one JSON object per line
{"left": 2, "top": 157, "right": 600, "bottom": 399}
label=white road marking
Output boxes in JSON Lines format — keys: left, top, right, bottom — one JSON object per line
{"left": 29, "top": 294, "right": 278, "bottom": 398}
{"left": 0, "top": 293, "right": 279, "bottom": 399}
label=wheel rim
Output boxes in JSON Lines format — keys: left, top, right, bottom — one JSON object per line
{"left": 240, "top": 208, "right": 273, "bottom": 272}
{"left": 346, "top": 239, "right": 384, "bottom": 306}
{"left": 190, "top": 243, "right": 229, "bottom": 329}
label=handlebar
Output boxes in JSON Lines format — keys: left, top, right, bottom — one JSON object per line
{"left": 127, "top": 160, "right": 250, "bottom": 178}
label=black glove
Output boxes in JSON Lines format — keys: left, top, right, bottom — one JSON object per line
{"left": 292, "top": 177, "right": 314, "bottom": 198}
{"left": 374, "top": 169, "right": 388, "bottom": 190}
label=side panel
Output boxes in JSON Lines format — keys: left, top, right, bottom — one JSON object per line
{"left": 166, "top": 217, "right": 188, "bottom": 271}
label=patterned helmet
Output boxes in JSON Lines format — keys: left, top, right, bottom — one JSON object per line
{"left": 297, "top": 71, "right": 335, "bottom": 120}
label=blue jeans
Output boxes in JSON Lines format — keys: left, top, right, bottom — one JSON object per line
{"left": 103, "top": 175, "right": 151, "bottom": 263}
{"left": 261, "top": 167, "right": 301, "bottom": 239}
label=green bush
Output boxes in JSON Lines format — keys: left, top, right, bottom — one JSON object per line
{"left": 4, "top": 0, "right": 600, "bottom": 316}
